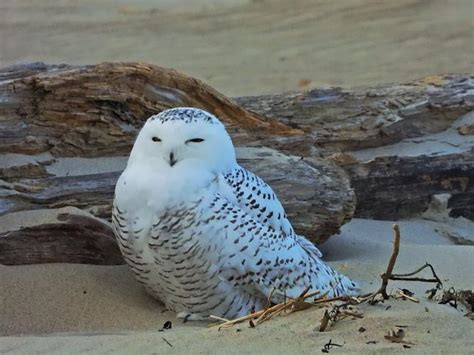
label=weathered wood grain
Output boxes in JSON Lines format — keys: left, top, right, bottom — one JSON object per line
{"left": 0, "top": 62, "right": 300, "bottom": 157}
{"left": 236, "top": 74, "right": 474, "bottom": 154}
{"left": 237, "top": 74, "right": 474, "bottom": 221}
{"left": 0, "top": 208, "right": 122, "bottom": 265}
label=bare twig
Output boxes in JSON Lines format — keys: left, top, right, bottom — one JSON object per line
{"left": 390, "top": 277, "right": 440, "bottom": 283}
{"left": 396, "top": 290, "right": 419, "bottom": 303}
{"left": 319, "top": 300, "right": 364, "bottom": 331}
{"left": 161, "top": 337, "right": 173, "bottom": 347}
{"left": 390, "top": 262, "right": 443, "bottom": 287}
{"left": 379, "top": 224, "right": 401, "bottom": 299}
{"left": 319, "top": 310, "right": 331, "bottom": 332}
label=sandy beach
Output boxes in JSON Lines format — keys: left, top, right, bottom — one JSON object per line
{"left": 1, "top": 0, "right": 473, "bottom": 353}
{"left": 1, "top": 217, "right": 473, "bottom": 353}
{"left": 1, "top": 0, "right": 473, "bottom": 96}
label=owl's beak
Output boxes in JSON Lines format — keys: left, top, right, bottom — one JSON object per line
{"left": 169, "top": 152, "right": 177, "bottom": 167}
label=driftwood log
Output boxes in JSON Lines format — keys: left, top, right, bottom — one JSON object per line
{"left": 236, "top": 75, "right": 474, "bottom": 220}
{"left": 1, "top": 63, "right": 473, "bottom": 265}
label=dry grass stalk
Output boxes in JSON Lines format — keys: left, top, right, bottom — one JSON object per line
{"left": 396, "top": 290, "right": 419, "bottom": 303}
{"left": 210, "top": 288, "right": 320, "bottom": 329}
{"left": 209, "top": 315, "right": 230, "bottom": 322}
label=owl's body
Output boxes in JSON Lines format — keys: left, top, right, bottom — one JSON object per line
{"left": 112, "top": 108, "right": 357, "bottom": 320}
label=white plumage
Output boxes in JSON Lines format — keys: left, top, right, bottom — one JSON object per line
{"left": 112, "top": 107, "right": 357, "bottom": 320}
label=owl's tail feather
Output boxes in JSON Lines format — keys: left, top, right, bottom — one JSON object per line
{"left": 269, "top": 270, "right": 358, "bottom": 305}
{"left": 307, "top": 262, "right": 359, "bottom": 300}
{"left": 328, "top": 272, "right": 359, "bottom": 298}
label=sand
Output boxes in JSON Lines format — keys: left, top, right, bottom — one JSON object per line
{"left": 1, "top": 0, "right": 473, "bottom": 96}
{"left": 1, "top": 218, "right": 473, "bottom": 354}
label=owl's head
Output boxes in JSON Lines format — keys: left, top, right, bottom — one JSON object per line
{"left": 129, "top": 108, "right": 237, "bottom": 172}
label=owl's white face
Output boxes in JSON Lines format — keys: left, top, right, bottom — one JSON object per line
{"left": 129, "top": 108, "right": 237, "bottom": 173}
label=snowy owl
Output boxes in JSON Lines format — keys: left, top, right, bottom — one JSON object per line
{"left": 112, "top": 107, "right": 357, "bottom": 320}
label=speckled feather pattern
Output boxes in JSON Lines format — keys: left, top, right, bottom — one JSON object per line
{"left": 112, "top": 108, "right": 357, "bottom": 320}
{"left": 150, "top": 108, "right": 219, "bottom": 125}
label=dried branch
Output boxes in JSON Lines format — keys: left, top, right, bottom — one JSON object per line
{"left": 379, "top": 224, "right": 401, "bottom": 299}
{"left": 390, "top": 262, "right": 443, "bottom": 287}
{"left": 396, "top": 290, "right": 419, "bottom": 303}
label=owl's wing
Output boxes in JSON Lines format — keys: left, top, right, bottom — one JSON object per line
{"left": 221, "top": 166, "right": 294, "bottom": 234}
{"left": 221, "top": 165, "right": 322, "bottom": 257}
{"left": 207, "top": 192, "right": 356, "bottom": 303}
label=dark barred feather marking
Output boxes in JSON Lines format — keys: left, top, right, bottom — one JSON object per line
{"left": 150, "top": 108, "right": 219, "bottom": 125}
